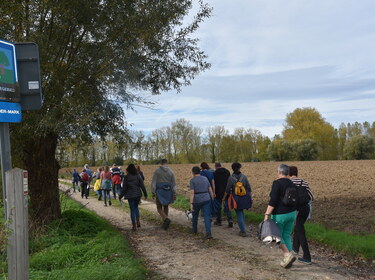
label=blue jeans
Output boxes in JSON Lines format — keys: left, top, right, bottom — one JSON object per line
{"left": 235, "top": 209, "right": 246, "bottom": 233}
{"left": 192, "top": 200, "right": 212, "bottom": 234}
{"left": 216, "top": 198, "right": 233, "bottom": 222}
{"left": 103, "top": 189, "right": 111, "bottom": 204}
{"left": 113, "top": 184, "right": 122, "bottom": 199}
{"left": 128, "top": 197, "right": 141, "bottom": 224}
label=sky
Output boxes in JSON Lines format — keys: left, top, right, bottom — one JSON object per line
{"left": 126, "top": 0, "right": 375, "bottom": 138}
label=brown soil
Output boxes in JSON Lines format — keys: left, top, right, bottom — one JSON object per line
{"left": 60, "top": 160, "right": 375, "bottom": 234}
{"left": 59, "top": 181, "right": 374, "bottom": 280}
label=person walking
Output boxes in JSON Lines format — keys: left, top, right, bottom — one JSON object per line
{"left": 120, "top": 164, "right": 148, "bottom": 231}
{"left": 137, "top": 165, "right": 145, "bottom": 181}
{"left": 264, "top": 164, "right": 298, "bottom": 269}
{"left": 80, "top": 169, "right": 89, "bottom": 199}
{"left": 151, "top": 159, "right": 177, "bottom": 230}
{"left": 289, "top": 166, "right": 314, "bottom": 265}
{"left": 84, "top": 164, "right": 93, "bottom": 189}
{"left": 72, "top": 169, "right": 80, "bottom": 192}
{"left": 93, "top": 168, "right": 103, "bottom": 200}
{"left": 190, "top": 166, "right": 215, "bottom": 239}
{"left": 223, "top": 162, "right": 252, "bottom": 237}
{"left": 100, "top": 165, "right": 113, "bottom": 207}
{"left": 200, "top": 162, "right": 215, "bottom": 193}
{"left": 111, "top": 164, "right": 122, "bottom": 199}
{"left": 213, "top": 162, "right": 232, "bottom": 227}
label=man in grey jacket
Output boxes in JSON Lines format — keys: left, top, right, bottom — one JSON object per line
{"left": 151, "top": 159, "right": 177, "bottom": 230}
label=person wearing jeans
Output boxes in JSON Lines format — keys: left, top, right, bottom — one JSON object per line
{"left": 101, "top": 166, "right": 113, "bottom": 207}
{"left": 189, "top": 166, "right": 215, "bottom": 239}
{"left": 120, "top": 164, "right": 148, "bottom": 231}
{"left": 223, "top": 162, "right": 252, "bottom": 237}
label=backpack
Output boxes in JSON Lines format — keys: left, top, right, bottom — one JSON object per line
{"left": 281, "top": 182, "right": 298, "bottom": 207}
{"left": 234, "top": 175, "right": 246, "bottom": 196}
{"left": 156, "top": 182, "right": 174, "bottom": 206}
{"left": 296, "top": 180, "right": 310, "bottom": 206}
{"left": 80, "top": 172, "right": 88, "bottom": 182}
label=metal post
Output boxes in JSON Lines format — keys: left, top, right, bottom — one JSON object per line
{"left": 0, "top": 122, "right": 12, "bottom": 218}
{"left": 6, "top": 168, "right": 29, "bottom": 280}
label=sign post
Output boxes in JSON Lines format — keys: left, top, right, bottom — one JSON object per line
{"left": 0, "top": 38, "right": 41, "bottom": 280}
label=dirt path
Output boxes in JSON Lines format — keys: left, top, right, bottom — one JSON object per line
{"left": 59, "top": 182, "right": 370, "bottom": 280}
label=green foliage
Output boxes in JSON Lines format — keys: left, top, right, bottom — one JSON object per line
{"left": 26, "top": 199, "right": 147, "bottom": 280}
{"left": 267, "top": 139, "right": 294, "bottom": 161}
{"left": 305, "top": 223, "right": 375, "bottom": 260}
{"left": 283, "top": 107, "right": 338, "bottom": 160}
{"left": 294, "top": 139, "right": 318, "bottom": 161}
{"left": 344, "top": 135, "right": 374, "bottom": 160}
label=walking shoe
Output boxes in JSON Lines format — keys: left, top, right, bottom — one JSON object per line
{"left": 214, "top": 221, "right": 222, "bottom": 226}
{"left": 132, "top": 224, "right": 137, "bottom": 232}
{"left": 206, "top": 232, "right": 213, "bottom": 239}
{"left": 280, "top": 253, "right": 297, "bottom": 269}
{"left": 109, "top": 200, "right": 112, "bottom": 206}
{"left": 104, "top": 204, "right": 107, "bottom": 207}
{"left": 162, "top": 218, "right": 171, "bottom": 230}
{"left": 239, "top": 231, "right": 248, "bottom": 237}
{"left": 228, "top": 221, "right": 233, "bottom": 228}
{"left": 298, "top": 258, "right": 312, "bottom": 265}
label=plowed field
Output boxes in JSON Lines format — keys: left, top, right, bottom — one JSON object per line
{"left": 61, "top": 160, "right": 375, "bottom": 235}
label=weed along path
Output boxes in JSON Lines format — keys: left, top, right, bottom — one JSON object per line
{"left": 59, "top": 182, "right": 366, "bottom": 280}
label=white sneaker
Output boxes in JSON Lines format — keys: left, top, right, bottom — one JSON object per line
{"left": 280, "top": 253, "right": 296, "bottom": 269}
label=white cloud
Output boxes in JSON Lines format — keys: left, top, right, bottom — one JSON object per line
{"left": 126, "top": 0, "right": 375, "bottom": 137}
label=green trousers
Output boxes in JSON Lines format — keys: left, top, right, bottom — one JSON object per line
{"left": 272, "top": 211, "right": 297, "bottom": 251}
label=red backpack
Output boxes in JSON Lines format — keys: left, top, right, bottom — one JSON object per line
{"left": 81, "top": 172, "right": 89, "bottom": 182}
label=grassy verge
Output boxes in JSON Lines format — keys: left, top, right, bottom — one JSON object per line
{"left": 1, "top": 195, "right": 148, "bottom": 280}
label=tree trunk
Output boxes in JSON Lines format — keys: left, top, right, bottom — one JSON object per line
{"left": 23, "top": 133, "right": 61, "bottom": 226}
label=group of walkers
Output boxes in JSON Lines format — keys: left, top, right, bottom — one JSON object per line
{"left": 71, "top": 160, "right": 313, "bottom": 269}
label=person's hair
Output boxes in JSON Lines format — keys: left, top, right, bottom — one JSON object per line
{"left": 98, "top": 167, "right": 103, "bottom": 172}
{"left": 84, "top": 164, "right": 89, "bottom": 169}
{"left": 126, "top": 164, "right": 138, "bottom": 175}
{"left": 104, "top": 165, "right": 110, "bottom": 172}
{"left": 161, "top": 159, "right": 168, "bottom": 165}
{"left": 112, "top": 164, "right": 117, "bottom": 167}
{"left": 192, "top": 166, "right": 201, "bottom": 175}
{"left": 137, "top": 165, "right": 142, "bottom": 172}
{"left": 278, "top": 164, "right": 289, "bottom": 176}
{"left": 289, "top": 166, "right": 298, "bottom": 177}
{"left": 82, "top": 169, "right": 86, "bottom": 172}
{"left": 214, "top": 162, "right": 222, "bottom": 168}
{"left": 231, "top": 162, "right": 242, "bottom": 173}
{"left": 200, "top": 162, "right": 210, "bottom": 170}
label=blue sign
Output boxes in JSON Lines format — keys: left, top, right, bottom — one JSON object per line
{"left": 0, "top": 101, "right": 22, "bottom": 123}
{"left": 0, "top": 40, "right": 19, "bottom": 102}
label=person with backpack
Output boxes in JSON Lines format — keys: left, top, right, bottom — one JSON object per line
{"left": 80, "top": 169, "right": 89, "bottom": 199}
{"left": 100, "top": 165, "right": 113, "bottom": 207}
{"left": 289, "top": 166, "right": 314, "bottom": 265}
{"left": 72, "top": 169, "right": 80, "bottom": 193}
{"left": 264, "top": 164, "right": 298, "bottom": 269}
{"left": 223, "top": 162, "right": 252, "bottom": 237}
{"left": 93, "top": 167, "right": 103, "bottom": 200}
{"left": 151, "top": 159, "right": 177, "bottom": 230}
{"left": 84, "top": 164, "right": 93, "bottom": 189}
{"left": 213, "top": 162, "right": 232, "bottom": 227}
{"left": 190, "top": 166, "right": 215, "bottom": 239}
{"left": 120, "top": 164, "right": 148, "bottom": 231}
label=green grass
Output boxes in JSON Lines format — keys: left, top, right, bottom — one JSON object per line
{"left": 171, "top": 193, "right": 375, "bottom": 261}
{"left": 0, "top": 197, "right": 148, "bottom": 280}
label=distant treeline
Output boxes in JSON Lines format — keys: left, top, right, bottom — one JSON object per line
{"left": 57, "top": 108, "right": 375, "bottom": 167}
